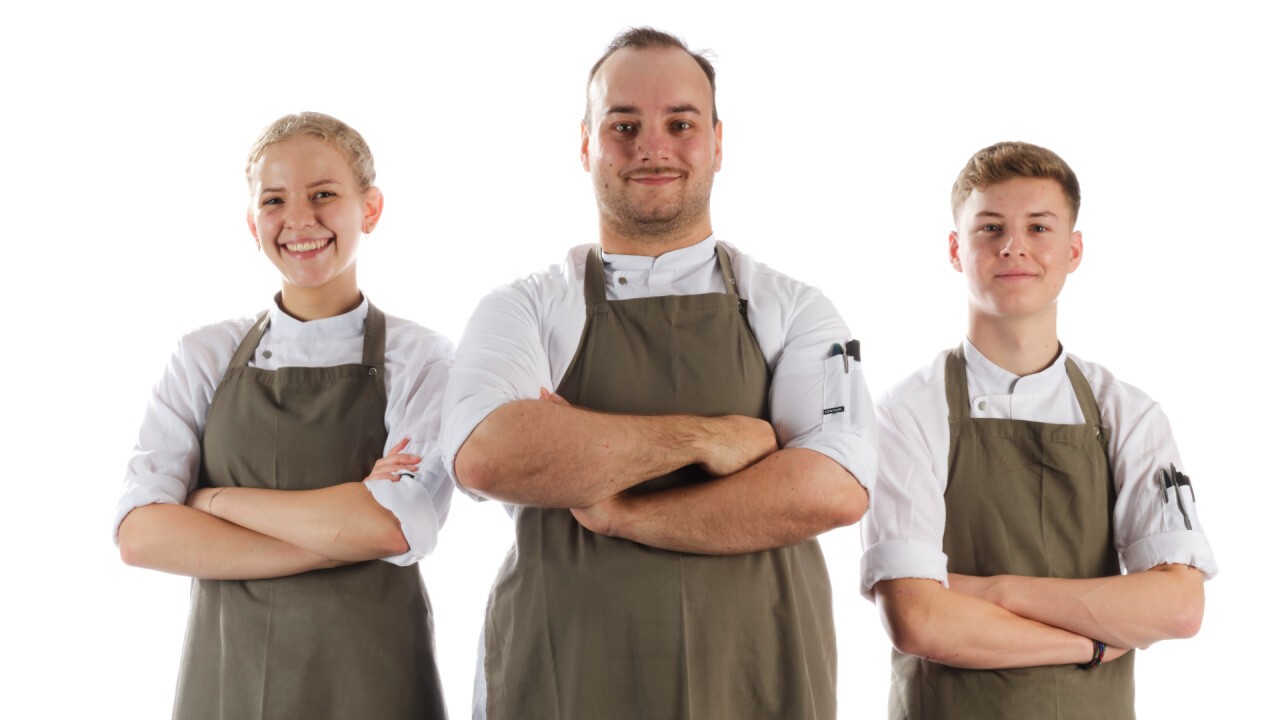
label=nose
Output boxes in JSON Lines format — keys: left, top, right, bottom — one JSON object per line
{"left": 284, "top": 201, "right": 316, "bottom": 230}
{"left": 636, "top": 125, "right": 671, "bottom": 162}
{"left": 1000, "top": 230, "right": 1028, "bottom": 257}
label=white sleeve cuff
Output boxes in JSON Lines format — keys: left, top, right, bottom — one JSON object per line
{"left": 788, "top": 431, "right": 877, "bottom": 494}
{"left": 112, "top": 478, "right": 186, "bottom": 544}
{"left": 1121, "top": 530, "right": 1219, "bottom": 580}
{"left": 364, "top": 473, "right": 448, "bottom": 566}
{"left": 859, "top": 539, "right": 950, "bottom": 601}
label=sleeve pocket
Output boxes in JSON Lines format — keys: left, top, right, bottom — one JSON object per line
{"left": 822, "top": 353, "right": 852, "bottom": 432}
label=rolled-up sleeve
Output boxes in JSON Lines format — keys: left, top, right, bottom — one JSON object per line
{"left": 441, "top": 284, "right": 553, "bottom": 494}
{"left": 370, "top": 330, "right": 456, "bottom": 565}
{"left": 766, "top": 286, "right": 876, "bottom": 492}
{"left": 859, "top": 403, "right": 950, "bottom": 600}
{"left": 1108, "top": 392, "right": 1218, "bottom": 579}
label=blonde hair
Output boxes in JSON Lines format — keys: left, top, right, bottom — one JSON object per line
{"left": 952, "top": 141, "right": 1080, "bottom": 224}
{"left": 245, "top": 112, "right": 376, "bottom": 192}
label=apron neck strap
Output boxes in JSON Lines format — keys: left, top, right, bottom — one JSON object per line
{"left": 362, "top": 302, "right": 387, "bottom": 367}
{"left": 229, "top": 311, "right": 272, "bottom": 369}
{"left": 714, "top": 242, "right": 741, "bottom": 301}
{"left": 944, "top": 344, "right": 971, "bottom": 422}
{"left": 1063, "top": 357, "right": 1102, "bottom": 426}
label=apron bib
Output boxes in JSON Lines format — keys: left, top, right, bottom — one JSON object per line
{"left": 889, "top": 346, "right": 1135, "bottom": 719}
{"left": 174, "top": 303, "right": 446, "bottom": 720}
{"left": 483, "top": 244, "right": 837, "bottom": 720}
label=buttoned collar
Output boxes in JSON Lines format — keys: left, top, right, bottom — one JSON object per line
{"left": 599, "top": 234, "right": 717, "bottom": 272}
{"left": 962, "top": 337, "right": 1068, "bottom": 395}
{"left": 267, "top": 292, "right": 369, "bottom": 341}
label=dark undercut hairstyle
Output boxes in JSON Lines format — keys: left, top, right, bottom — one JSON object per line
{"left": 583, "top": 27, "right": 719, "bottom": 126}
{"left": 952, "top": 141, "right": 1082, "bottom": 226}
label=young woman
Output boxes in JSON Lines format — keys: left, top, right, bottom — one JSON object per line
{"left": 115, "top": 112, "right": 451, "bottom": 719}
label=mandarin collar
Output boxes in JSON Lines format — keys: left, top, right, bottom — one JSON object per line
{"left": 600, "top": 234, "right": 717, "bottom": 272}
{"left": 267, "top": 293, "right": 369, "bottom": 340}
{"left": 962, "top": 337, "right": 1067, "bottom": 394}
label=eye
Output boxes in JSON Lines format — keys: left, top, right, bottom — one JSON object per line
{"left": 1030, "top": 224, "right": 1050, "bottom": 233}
{"left": 261, "top": 197, "right": 283, "bottom": 207}
{"left": 612, "top": 122, "right": 636, "bottom": 134}
{"left": 670, "top": 120, "right": 692, "bottom": 131}
{"left": 312, "top": 190, "right": 336, "bottom": 201}
{"left": 980, "top": 223, "right": 1002, "bottom": 233}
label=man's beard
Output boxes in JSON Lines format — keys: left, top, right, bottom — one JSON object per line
{"left": 595, "top": 170, "right": 713, "bottom": 243}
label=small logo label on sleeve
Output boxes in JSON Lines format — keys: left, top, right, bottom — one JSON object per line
{"left": 823, "top": 406, "right": 845, "bottom": 415}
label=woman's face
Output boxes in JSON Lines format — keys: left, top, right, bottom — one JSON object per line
{"left": 247, "top": 136, "right": 382, "bottom": 315}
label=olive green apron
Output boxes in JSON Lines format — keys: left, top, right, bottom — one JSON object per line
{"left": 483, "top": 244, "right": 837, "bottom": 720}
{"left": 889, "top": 346, "right": 1134, "bottom": 719}
{"left": 174, "top": 303, "right": 446, "bottom": 720}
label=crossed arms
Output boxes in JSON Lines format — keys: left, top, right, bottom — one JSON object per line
{"left": 455, "top": 392, "right": 868, "bottom": 555}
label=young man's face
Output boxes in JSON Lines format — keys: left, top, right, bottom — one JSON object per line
{"left": 580, "top": 45, "right": 722, "bottom": 249}
{"left": 949, "top": 177, "right": 1082, "bottom": 323}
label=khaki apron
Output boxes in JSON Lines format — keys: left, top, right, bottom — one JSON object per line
{"left": 174, "top": 303, "right": 447, "bottom": 720}
{"left": 483, "top": 244, "right": 837, "bottom": 720}
{"left": 889, "top": 346, "right": 1134, "bottom": 719}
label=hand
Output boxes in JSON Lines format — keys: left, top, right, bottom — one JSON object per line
{"left": 363, "top": 438, "right": 421, "bottom": 483}
{"left": 571, "top": 493, "right": 630, "bottom": 538}
{"left": 539, "top": 387, "right": 571, "bottom": 406}
{"left": 697, "top": 415, "right": 778, "bottom": 477}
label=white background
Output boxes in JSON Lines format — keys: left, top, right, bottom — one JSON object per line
{"left": 2, "top": 1, "right": 1272, "bottom": 717}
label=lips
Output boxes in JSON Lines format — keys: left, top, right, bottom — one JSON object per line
{"left": 623, "top": 168, "right": 684, "bottom": 184}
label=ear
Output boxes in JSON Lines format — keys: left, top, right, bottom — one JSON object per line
{"left": 713, "top": 120, "right": 724, "bottom": 172}
{"left": 247, "top": 209, "right": 261, "bottom": 250}
{"left": 361, "top": 187, "right": 385, "bottom": 234}
{"left": 580, "top": 121, "right": 592, "bottom": 172}
{"left": 948, "top": 231, "right": 963, "bottom": 272}
{"left": 1067, "top": 230, "right": 1083, "bottom": 273}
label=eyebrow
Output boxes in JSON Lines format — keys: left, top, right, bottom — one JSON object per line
{"left": 973, "top": 210, "right": 1061, "bottom": 219}
{"left": 604, "top": 104, "right": 703, "bottom": 116}
{"left": 258, "top": 179, "right": 341, "bottom": 194}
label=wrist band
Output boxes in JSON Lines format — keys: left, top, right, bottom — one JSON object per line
{"left": 1078, "top": 639, "right": 1106, "bottom": 670}
{"left": 208, "top": 487, "right": 227, "bottom": 518}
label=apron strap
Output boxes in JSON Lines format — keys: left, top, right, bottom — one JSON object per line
{"left": 228, "top": 311, "right": 272, "bottom": 370}
{"left": 1063, "top": 357, "right": 1103, "bottom": 427}
{"left": 362, "top": 301, "right": 387, "bottom": 368}
{"left": 714, "top": 242, "right": 740, "bottom": 300}
{"left": 944, "top": 344, "right": 971, "bottom": 422}
{"left": 584, "top": 245, "right": 608, "bottom": 311}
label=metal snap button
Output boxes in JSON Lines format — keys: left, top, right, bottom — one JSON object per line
{"left": 976, "top": 400, "right": 988, "bottom": 411}
{"left": 369, "top": 367, "right": 378, "bottom": 376}
{"left": 262, "top": 350, "right": 272, "bottom": 359}
{"left": 618, "top": 276, "right": 628, "bottom": 285}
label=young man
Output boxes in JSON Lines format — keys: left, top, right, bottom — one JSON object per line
{"left": 859, "top": 141, "right": 1216, "bottom": 719}
{"left": 442, "top": 28, "right": 875, "bottom": 720}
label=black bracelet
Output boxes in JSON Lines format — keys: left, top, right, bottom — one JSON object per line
{"left": 1078, "top": 639, "right": 1106, "bottom": 670}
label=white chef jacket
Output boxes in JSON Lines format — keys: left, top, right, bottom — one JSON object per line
{"left": 114, "top": 295, "right": 454, "bottom": 565}
{"left": 859, "top": 339, "right": 1217, "bottom": 599}
{"left": 442, "top": 235, "right": 876, "bottom": 719}
{"left": 441, "top": 235, "right": 876, "bottom": 495}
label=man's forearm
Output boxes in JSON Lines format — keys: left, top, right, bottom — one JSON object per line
{"left": 577, "top": 448, "right": 866, "bottom": 554}
{"left": 875, "top": 578, "right": 1120, "bottom": 670}
{"left": 454, "top": 399, "right": 775, "bottom": 507}
{"left": 118, "top": 503, "right": 343, "bottom": 580}
{"left": 954, "top": 563, "right": 1205, "bottom": 649}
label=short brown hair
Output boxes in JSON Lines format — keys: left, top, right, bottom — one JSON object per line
{"left": 951, "top": 141, "right": 1081, "bottom": 224}
{"left": 245, "top": 112, "right": 376, "bottom": 192}
{"left": 584, "top": 27, "right": 718, "bottom": 126}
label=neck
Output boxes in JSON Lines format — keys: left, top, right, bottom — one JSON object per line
{"left": 967, "top": 307, "right": 1061, "bottom": 377}
{"left": 279, "top": 283, "right": 362, "bottom": 321}
{"left": 598, "top": 217, "right": 713, "bottom": 257}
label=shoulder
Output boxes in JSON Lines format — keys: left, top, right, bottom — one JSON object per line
{"left": 172, "top": 313, "right": 259, "bottom": 361}
{"left": 724, "top": 241, "right": 827, "bottom": 309}
{"left": 383, "top": 311, "right": 455, "bottom": 365}
{"left": 879, "top": 350, "right": 950, "bottom": 413}
{"left": 1066, "top": 353, "right": 1160, "bottom": 418}
{"left": 478, "top": 245, "right": 588, "bottom": 312}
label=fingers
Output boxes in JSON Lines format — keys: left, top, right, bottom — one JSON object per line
{"left": 367, "top": 439, "right": 421, "bottom": 482}
{"left": 539, "top": 387, "right": 572, "bottom": 406}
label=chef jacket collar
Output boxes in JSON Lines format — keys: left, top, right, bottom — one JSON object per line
{"left": 599, "top": 234, "right": 718, "bottom": 272}
{"left": 962, "top": 337, "right": 1068, "bottom": 396}
{"left": 267, "top": 292, "right": 370, "bottom": 341}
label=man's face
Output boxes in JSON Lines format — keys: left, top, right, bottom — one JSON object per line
{"left": 949, "top": 177, "right": 1082, "bottom": 323}
{"left": 581, "top": 46, "right": 722, "bottom": 248}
